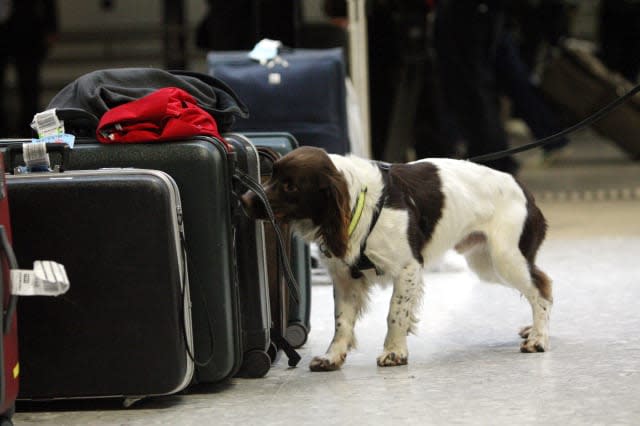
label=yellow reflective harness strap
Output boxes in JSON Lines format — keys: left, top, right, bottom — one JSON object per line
{"left": 347, "top": 187, "right": 367, "bottom": 237}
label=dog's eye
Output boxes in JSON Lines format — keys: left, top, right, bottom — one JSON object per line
{"left": 283, "top": 181, "right": 299, "bottom": 193}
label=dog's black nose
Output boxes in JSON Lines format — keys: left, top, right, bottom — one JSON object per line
{"left": 240, "top": 191, "right": 267, "bottom": 220}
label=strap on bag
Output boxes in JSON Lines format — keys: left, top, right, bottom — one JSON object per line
{"left": 232, "top": 169, "right": 301, "bottom": 306}
{"left": 271, "top": 329, "right": 302, "bottom": 368}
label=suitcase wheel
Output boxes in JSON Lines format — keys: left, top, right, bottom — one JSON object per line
{"left": 241, "top": 350, "right": 272, "bottom": 378}
{"left": 267, "top": 341, "right": 282, "bottom": 364}
{"left": 285, "top": 322, "right": 309, "bottom": 349}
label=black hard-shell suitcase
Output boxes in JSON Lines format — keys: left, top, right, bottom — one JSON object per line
{"left": 208, "top": 48, "right": 350, "bottom": 154}
{"left": 1, "top": 138, "right": 242, "bottom": 384}
{"left": 541, "top": 43, "right": 640, "bottom": 160}
{"left": 223, "top": 133, "right": 273, "bottom": 378}
{"left": 5, "top": 163, "right": 193, "bottom": 400}
{"left": 245, "top": 132, "right": 312, "bottom": 348}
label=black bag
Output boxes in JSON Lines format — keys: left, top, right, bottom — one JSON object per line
{"left": 47, "top": 68, "right": 249, "bottom": 135}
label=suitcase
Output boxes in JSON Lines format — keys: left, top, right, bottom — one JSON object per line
{"left": 540, "top": 43, "right": 640, "bottom": 160}
{"left": 0, "top": 152, "right": 18, "bottom": 423}
{"left": 244, "top": 132, "right": 311, "bottom": 348}
{"left": 222, "top": 133, "right": 273, "bottom": 378}
{"left": 248, "top": 141, "right": 310, "bottom": 356}
{"left": 255, "top": 146, "right": 297, "bottom": 362}
{"left": 208, "top": 48, "right": 350, "bottom": 154}
{"left": 4, "top": 158, "right": 193, "bottom": 400}
{"left": 1, "top": 138, "right": 243, "bottom": 384}
{"left": 286, "top": 237, "right": 312, "bottom": 348}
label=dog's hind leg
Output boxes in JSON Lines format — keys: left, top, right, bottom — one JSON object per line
{"left": 377, "top": 262, "right": 424, "bottom": 367}
{"left": 517, "top": 266, "right": 552, "bottom": 352}
{"left": 310, "top": 273, "right": 369, "bottom": 372}
{"left": 487, "top": 232, "right": 552, "bottom": 353}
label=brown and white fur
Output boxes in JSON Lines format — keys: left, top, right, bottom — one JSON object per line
{"left": 242, "top": 146, "right": 552, "bottom": 371}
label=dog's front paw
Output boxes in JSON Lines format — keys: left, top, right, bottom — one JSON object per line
{"left": 376, "top": 350, "right": 408, "bottom": 367}
{"left": 309, "top": 354, "right": 346, "bottom": 372}
{"left": 520, "top": 331, "right": 549, "bottom": 353}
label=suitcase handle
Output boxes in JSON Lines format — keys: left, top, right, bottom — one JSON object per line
{"left": 6, "top": 142, "right": 71, "bottom": 173}
{"left": 0, "top": 226, "right": 18, "bottom": 335}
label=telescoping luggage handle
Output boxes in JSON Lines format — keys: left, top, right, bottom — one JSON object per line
{"left": 232, "top": 169, "right": 301, "bottom": 305}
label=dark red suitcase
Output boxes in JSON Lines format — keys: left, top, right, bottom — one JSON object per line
{"left": 0, "top": 152, "right": 18, "bottom": 425}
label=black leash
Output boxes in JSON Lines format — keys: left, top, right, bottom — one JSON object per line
{"left": 233, "top": 169, "right": 301, "bottom": 305}
{"left": 468, "top": 82, "right": 640, "bottom": 163}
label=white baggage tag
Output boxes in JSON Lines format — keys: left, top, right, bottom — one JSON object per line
{"left": 11, "top": 261, "right": 70, "bottom": 296}
{"left": 31, "top": 109, "right": 65, "bottom": 138}
{"left": 22, "top": 142, "right": 51, "bottom": 171}
{"left": 249, "top": 38, "right": 282, "bottom": 62}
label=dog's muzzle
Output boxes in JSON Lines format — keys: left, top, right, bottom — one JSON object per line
{"left": 240, "top": 190, "right": 268, "bottom": 220}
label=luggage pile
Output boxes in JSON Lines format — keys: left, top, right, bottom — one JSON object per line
{"left": 0, "top": 47, "right": 352, "bottom": 416}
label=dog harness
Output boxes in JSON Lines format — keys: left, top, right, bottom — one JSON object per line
{"left": 318, "top": 162, "right": 390, "bottom": 278}
{"left": 348, "top": 162, "right": 391, "bottom": 279}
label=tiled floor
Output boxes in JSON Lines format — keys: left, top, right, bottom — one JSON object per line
{"left": 13, "top": 131, "right": 640, "bottom": 425}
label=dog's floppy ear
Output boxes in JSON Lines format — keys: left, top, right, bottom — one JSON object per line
{"left": 315, "top": 170, "right": 350, "bottom": 259}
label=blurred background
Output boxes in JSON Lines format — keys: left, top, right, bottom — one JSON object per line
{"left": 1, "top": 0, "right": 639, "bottom": 190}
{"left": 0, "top": 0, "right": 618, "bottom": 134}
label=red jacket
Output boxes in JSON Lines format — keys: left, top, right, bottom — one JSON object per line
{"left": 97, "top": 87, "right": 228, "bottom": 149}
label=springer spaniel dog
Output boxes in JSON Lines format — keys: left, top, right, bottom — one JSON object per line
{"left": 242, "top": 146, "right": 552, "bottom": 371}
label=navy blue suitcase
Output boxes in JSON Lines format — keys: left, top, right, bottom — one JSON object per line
{"left": 208, "top": 48, "right": 350, "bottom": 154}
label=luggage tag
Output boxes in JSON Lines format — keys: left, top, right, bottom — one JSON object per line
{"left": 249, "top": 38, "right": 289, "bottom": 85}
{"left": 249, "top": 38, "right": 282, "bottom": 63}
{"left": 19, "top": 142, "right": 51, "bottom": 173}
{"left": 10, "top": 261, "right": 70, "bottom": 297}
{"left": 15, "top": 139, "right": 74, "bottom": 174}
{"left": 21, "top": 110, "right": 75, "bottom": 173}
{"left": 30, "top": 109, "right": 76, "bottom": 148}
